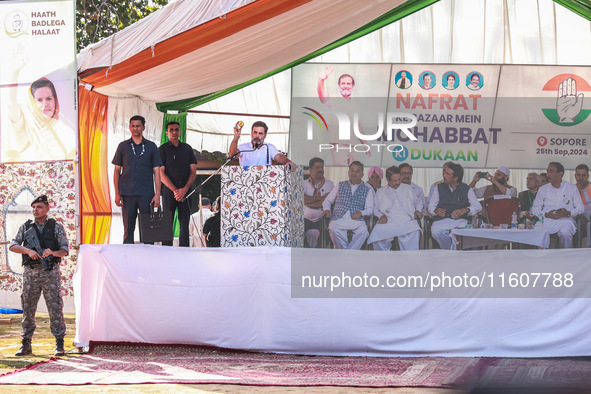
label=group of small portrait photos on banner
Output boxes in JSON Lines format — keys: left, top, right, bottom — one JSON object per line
{"left": 394, "top": 70, "right": 484, "bottom": 91}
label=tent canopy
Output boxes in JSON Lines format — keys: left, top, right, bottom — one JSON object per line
{"left": 78, "top": 0, "right": 414, "bottom": 104}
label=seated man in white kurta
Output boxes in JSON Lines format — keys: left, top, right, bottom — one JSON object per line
{"left": 304, "top": 157, "right": 334, "bottom": 248}
{"left": 532, "top": 162, "right": 584, "bottom": 249}
{"left": 399, "top": 162, "right": 425, "bottom": 218}
{"left": 575, "top": 163, "right": 591, "bottom": 247}
{"left": 575, "top": 164, "right": 591, "bottom": 220}
{"left": 428, "top": 162, "right": 481, "bottom": 250}
{"left": 367, "top": 166, "right": 421, "bottom": 251}
{"left": 322, "top": 161, "right": 374, "bottom": 249}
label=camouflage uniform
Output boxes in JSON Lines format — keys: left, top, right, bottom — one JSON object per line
{"left": 10, "top": 218, "right": 69, "bottom": 340}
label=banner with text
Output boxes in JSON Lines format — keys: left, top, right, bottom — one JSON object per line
{"left": 289, "top": 63, "right": 591, "bottom": 169}
{"left": 0, "top": 0, "right": 77, "bottom": 163}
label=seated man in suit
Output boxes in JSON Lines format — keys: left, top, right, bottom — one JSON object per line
{"left": 322, "top": 161, "right": 374, "bottom": 249}
{"left": 367, "top": 166, "right": 421, "bottom": 250}
{"left": 519, "top": 173, "right": 542, "bottom": 213}
{"left": 428, "top": 163, "right": 481, "bottom": 250}
{"left": 532, "top": 162, "right": 584, "bottom": 248}
{"left": 518, "top": 172, "right": 542, "bottom": 225}
{"left": 426, "top": 161, "right": 454, "bottom": 209}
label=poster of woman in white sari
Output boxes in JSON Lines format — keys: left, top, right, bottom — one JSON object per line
{"left": 3, "top": 77, "right": 76, "bottom": 162}
{"left": 2, "top": 43, "right": 76, "bottom": 163}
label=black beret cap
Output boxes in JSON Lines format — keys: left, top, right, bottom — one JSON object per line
{"left": 31, "top": 195, "right": 48, "bottom": 206}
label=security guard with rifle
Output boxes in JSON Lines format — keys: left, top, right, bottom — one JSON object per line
{"left": 9, "top": 195, "right": 69, "bottom": 357}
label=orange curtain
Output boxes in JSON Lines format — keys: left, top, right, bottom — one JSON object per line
{"left": 78, "top": 88, "right": 111, "bottom": 244}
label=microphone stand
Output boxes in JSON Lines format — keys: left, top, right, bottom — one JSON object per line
{"left": 183, "top": 142, "right": 266, "bottom": 203}
{"left": 183, "top": 150, "right": 241, "bottom": 203}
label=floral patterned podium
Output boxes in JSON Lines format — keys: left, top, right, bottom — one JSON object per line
{"left": 221, "top": 165, "right": 304, "bottom": 247}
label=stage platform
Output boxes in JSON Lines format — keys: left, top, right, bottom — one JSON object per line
{"left": 74, "top": 244, "right": 591, "bottom": 357}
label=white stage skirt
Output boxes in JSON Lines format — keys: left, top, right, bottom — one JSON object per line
{"left": 74, "top": 244, "right": 591, "bottom": 357}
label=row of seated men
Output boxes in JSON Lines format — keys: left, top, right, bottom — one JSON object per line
{"left": 304, "top": 158, "right": 591, "bottom": 250}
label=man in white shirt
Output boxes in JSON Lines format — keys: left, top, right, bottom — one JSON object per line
{"left": 189, "top": 198, "right": 215, "bottom": 247}
{"left": 575, "top": 163, "right": 591, "bottom": 247}
{"left": 532, "top": 162, "right": 584, "bottom": 249}
{"left": 367, "top": 166, "right": 421, "bottom": 250}
{"left": 228, "top": 121, "right": 293, "bottom": 167}
{"left": 428, "top": 163, "right": 481, "bottom": 250}
{"left": 399, "top": 163, "right": 425, "bottom": 219}
{"left": 304, "top": 157, "right": 334, "bottom": 248}
{"left": 468, "top": 166, "right": 517, "bottom": 199}
{"left": 575, "top": 164, "right": 591, "bottom": 218}
{"left": 322, "top": 161, "right": 374, "bottom": 249}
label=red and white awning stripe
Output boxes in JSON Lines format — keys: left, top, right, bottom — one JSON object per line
{"left": 78, "top": 0, "right": 407, "bottom": 102}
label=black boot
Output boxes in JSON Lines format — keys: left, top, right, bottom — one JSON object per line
{"left": 54, "top": 337, "right": 65, "bottom": 357}
{"left": 15, "top": 338, "right": 32, "bottom": 356}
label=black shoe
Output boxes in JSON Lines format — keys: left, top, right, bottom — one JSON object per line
{"left": 54, "top": 338, "right": 65, "bottom": 357}
{"left": 15, "top": 338, "right": 32, "bottom": 356}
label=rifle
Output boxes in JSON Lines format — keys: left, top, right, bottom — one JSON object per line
{"left": 24, "top": 227, "right": 53, "bottom": 271}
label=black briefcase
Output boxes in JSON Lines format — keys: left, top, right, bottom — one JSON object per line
{"left": 138, "top": 204, "right": 173, "bottom": 243}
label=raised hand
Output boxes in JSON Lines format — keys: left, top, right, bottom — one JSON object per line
{"left": 13, "top": 43, "right": 27, "bottom": 76}
{"left": 233, "top": 121, "right": 244, "bottom": 139}
{"left": 557, "top": 77, "right": 584, "bottom": 123}
{"left": 319, "top": 65, "right": 334, "bottom": 81}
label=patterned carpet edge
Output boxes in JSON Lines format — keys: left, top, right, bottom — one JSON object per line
{"left": 0, "top": 342, "right": 590, "bottom": 389}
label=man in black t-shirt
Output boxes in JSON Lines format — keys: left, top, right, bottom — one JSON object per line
{"left": 159, "top": 121, "right": 197, "bottom": 247}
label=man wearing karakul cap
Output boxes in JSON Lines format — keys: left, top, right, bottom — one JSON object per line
{"left": 9, "top": 194, "right": 69, "bottom": 356}
{"left": 468, "top": 165, "right": 517, "bottom": 199}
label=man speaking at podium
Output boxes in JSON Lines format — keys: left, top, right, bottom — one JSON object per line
{"left": 228, "top": 121, "right": 293, "bottom": 167}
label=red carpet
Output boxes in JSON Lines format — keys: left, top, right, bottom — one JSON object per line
{"left": 0, "top": 344, "right": 590, "bottom": 389}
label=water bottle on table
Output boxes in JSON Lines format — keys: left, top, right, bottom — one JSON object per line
{"left": 511, "top": 211, "right": 518, "bottom": 229}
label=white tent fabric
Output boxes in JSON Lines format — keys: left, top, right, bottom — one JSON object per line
{"left": 77, "top": 0, "right": 254, "bottom": 73}
{"left": 79, "top": 0, "right": 408, "bottom": 102}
